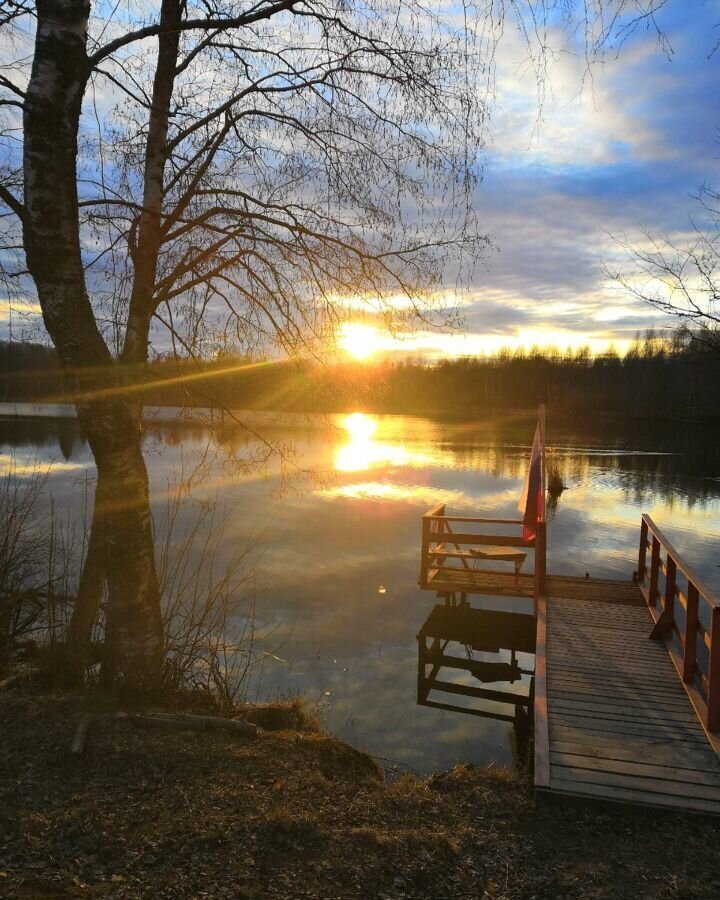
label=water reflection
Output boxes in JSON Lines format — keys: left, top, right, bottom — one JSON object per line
{"left": 417, "top": 603, "right": 535, "bottom": 766}
{"left": 2, "top": 405, "right": 720, "bottom": 772}
{"left": 334, "top": 412, "right": 432, "bottom": 473}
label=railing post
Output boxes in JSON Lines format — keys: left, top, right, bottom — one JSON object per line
{"left": 648, "top": 536, "right": 660, "bottom": 607}
{"left": 535, "top": 520, "right": 547, "bottom": 599}
{"left": 638, "top": 517, "right": 648, "bottom": 584}
{"left": 663, "top": 556, "right": 676, "bottom": 623}
{"left": 683, "top": 582, "right": 699, "bottom": 684}
{"left": 707, "top": 607, "right": 720, "bottom": 732}
{"left": 419, "top": 516, "right": 430, "bottom": 588}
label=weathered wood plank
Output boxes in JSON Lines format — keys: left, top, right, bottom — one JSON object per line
{"left": 548, "top": 632, "right": 670, "bottom": 654}
{"left": 550, "top": 739, "right": 719, "bottom": 771}
{"left": 549, "top": 687, "right": 694, "bottom": 711}
{"left": 547, "top": 666, "right": 681, "bottom": 687}
{"left": 549, "top": 721, "right": 708, "bottom": 748}
{"left": 548, "top": 624, "right": 663, "bottom": 643}
{"left": 547, "top": 663, "right": 682, "bottom": 685}
{"left": 549, "top": 602, "right": 646, "bottom": 618}
{"left": 547, "top": 671, "right": 686, "bottom": 692}
{"left": 548, "top": 778, "right": 720, "bottom": 815}
{"left": 547, "top": 682, "right": 691, "bottom": 704}
{"left": 550, "top": 752, "right": 720, "bottom": 787}
{"left": 549, "top": 697, "right": 698, "bottom": 725}
{"left": 551, "top": 713, "right": 707, "bottom": 742}
{"left": 548, "top": 653, "right": 683, "bottom": 674}
{"left": 550, "top": 765, "right": 720, "bottom": 802}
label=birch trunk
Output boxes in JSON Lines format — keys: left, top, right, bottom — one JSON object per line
{"left": 66, "top": 494, "right": 105, "bottom": 676}
{"left": 23, "top": 0, "right": 163, "bottom": 691}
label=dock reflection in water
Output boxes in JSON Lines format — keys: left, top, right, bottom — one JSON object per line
{"left": 3, "top": 405, "right": 720, "bottom": 772}
{"left": 417, "top": 603, "right": 536, "bottom": 765}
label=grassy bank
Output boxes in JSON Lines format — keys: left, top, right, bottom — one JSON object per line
{"left": 2, "top": 689, "right": 720, "bottom": 899}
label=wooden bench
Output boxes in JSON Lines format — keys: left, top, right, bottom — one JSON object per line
{"left": 470, "top": 547, "right": 527, "bottom": 576}
{"left": 430, "top": 547, "right": 527, "bottom": 576}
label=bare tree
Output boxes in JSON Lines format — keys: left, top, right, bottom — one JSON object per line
{"left": 0, "top": 0, "right": 672, "bottom": 690}
{"left": 609, "top": 185, "right": 720, "bottom": 353}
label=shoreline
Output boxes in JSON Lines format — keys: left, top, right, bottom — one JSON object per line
{"left": 3, "top": 686, "right": 720, "bottom": 899}
{"left": 2, "top": 401, "right": 720, "bottom": 428}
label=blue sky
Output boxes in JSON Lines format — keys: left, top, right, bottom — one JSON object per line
{"left": 416, "top": 1, "right": 720, "bottom": 356}
{"left": 3, "top": 2, "right": 720, "bottom": 358}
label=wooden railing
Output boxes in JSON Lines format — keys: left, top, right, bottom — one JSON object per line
{"left": 638, "top": 513, "right": 720, "bottom": 733}
{"left": 419, "top": 502, "right": 546, "bottom": 603}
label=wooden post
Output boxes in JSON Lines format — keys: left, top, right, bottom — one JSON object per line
{"left": 663, "top": 556, "right": 676, "bottom": 622}
{"left": 533, "top": 594, "right": 550, "bottom": 789}
{"left": 683, "top": 582, "right": 699, "bottom": 684}
{"left": 419, "top": 516, "right": 430, "bottom": 588}
{"left": 707, "top": 607, "right": 720, "bottom": 732}
{"left": 650, "top": 553, "right": 677, "bottom": 639}
{"left": 648, "top": 536, "right": 660, "bottom": 607}
{"left": 437, "top": 513, "right": 445, "bottom": 546}
{"left": 419, "top": 502, "right": 445, "bottom": 589}
{"left": 536, "top": 404, "right": 547, "bottom": 606}
{"left": 535, "top": 520, "right": 547, "bottom": 598}
{"left": 417, "top": 633, "right": 428, "bottom": 702}
{"left": 638, "top": 517, "right": 648, "bottom": 585}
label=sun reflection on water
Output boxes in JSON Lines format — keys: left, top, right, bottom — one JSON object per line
{"left": 335, "top": 412, "right": 413, "bottom": 473}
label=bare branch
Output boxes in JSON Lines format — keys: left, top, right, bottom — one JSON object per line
{"left": 88, "top": 0, "right": 302, "bottom": 68}
{"left": 0, "top": 184, "right": 25, "bottom": 222}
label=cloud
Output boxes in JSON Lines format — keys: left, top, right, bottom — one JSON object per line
{"left": 487, "top": 27, "right": 671, "bottom": 171}
{"left": 4, "top": 6, "right": 719, "bottom": 358}
{"left": 425, "top": 6, "right": 720, "bottom": 355}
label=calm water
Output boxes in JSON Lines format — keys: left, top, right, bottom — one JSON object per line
{"left": 2, "top": 403, "right": 720, "bottom": 773}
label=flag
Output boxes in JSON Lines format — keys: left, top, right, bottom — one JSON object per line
{"left": 518, "top": 420, "right": 544, "bottom": 542}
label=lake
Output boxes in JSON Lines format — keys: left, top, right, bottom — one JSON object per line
{"left": 2, "top": 403, "right": 720, "bottom": 774}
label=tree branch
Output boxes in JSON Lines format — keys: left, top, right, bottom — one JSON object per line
{"left": 0, "top": 184, "right": 26, "bottom": 222}
{"left": 88, "top": 0, "right": 301, "bottom": 68}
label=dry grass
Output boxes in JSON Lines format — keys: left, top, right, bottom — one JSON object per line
{"left": 546, "top": 456, "right": 566, "bottom": 499}
{"left": 2, "top": 689, "right": 720, "bottom": 899}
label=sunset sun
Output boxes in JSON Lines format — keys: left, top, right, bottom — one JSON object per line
{"left": 338, "top": 323, "right": 382, "bottom": 360}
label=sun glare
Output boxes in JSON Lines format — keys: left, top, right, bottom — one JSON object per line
{"left": 338, "top": 323, "right": 381, "bottom": 360}
{"left": 335, "top": 412, "right": 429, "bottom": 473}
{"left": 343, "top": 411, "right": 378, "bottom": 441}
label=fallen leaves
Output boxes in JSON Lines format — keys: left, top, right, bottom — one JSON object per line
{"left": 1, "top": 691, "right": 720, "bottom": 899}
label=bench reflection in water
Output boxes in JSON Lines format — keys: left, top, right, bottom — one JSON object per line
{"left": 417, "top": 603, "right": 536, "bottom": 764}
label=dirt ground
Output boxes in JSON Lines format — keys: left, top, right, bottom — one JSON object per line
{"left": 2, "top": 689, "right": 720, "bottom": 900}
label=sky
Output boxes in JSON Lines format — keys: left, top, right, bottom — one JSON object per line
{"left": 340, "top": 1, "right": 720, "bottom": 359}
{"left": 2, "top": 2, "right": 720, "bottom": 360}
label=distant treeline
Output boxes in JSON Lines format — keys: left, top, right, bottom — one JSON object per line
{"left": 2, "top": 332, "right": 719, "bottom": 420}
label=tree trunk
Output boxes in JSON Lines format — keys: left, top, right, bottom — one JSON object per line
{"left": 95, "top": 431, "right": 164, "bottom": 691}
{"left": 65, "top": 417, "right": 164, "bottom": 691}
{"left": 23, "top": 0, "right": 164, "bottom": 691}
{"left": 66, "top": 494, "right": 106, "bottom": 678}
{"left": 123, "top": 0, "right": 182, "bottom": 366}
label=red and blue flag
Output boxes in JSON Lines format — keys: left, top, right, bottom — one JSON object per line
{"left": 518, "top": 420, "right": 544, "bottom": 542}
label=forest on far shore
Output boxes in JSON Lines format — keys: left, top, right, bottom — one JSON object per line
{"left": 1, "top": 330, "right": 718, "bottom": 421}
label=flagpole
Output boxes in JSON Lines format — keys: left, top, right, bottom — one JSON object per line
{"left": 537, "top": 404, "right": 547, "bottom": 605}
{"left": 539, "top": 403, "right": 546, "bottom": 522}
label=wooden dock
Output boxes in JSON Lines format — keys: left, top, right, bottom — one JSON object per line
{"left": 535, "top": 587, "right": 720, "bottom": 814}
{"left": 418, "top": 504, "right": 720, "bottom": 815}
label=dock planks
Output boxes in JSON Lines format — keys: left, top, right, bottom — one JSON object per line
{"left": 535, "top": 584, "right": 720, "bottom": 815}
{"left": 426, "top": 567, "right": 643, "bottom": 603}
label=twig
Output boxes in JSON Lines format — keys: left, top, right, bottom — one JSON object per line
{"left": 0, "top": 669, "right": 37, "bottom": 692}
{"left": 116, "top": 711, "right": 259, "bottom": 738}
